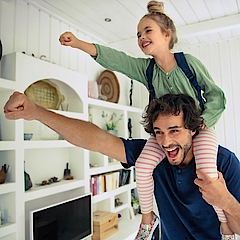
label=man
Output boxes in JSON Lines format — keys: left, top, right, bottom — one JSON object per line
{"left": 4, "top": 92, "right": 240, "bottom": 239}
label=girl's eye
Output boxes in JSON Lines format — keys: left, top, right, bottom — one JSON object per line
{"left": 146, "top": 29, "right": 151, "bottom": 33}
{"left": 137, "top": 34, "right": 141, "bottom": 38}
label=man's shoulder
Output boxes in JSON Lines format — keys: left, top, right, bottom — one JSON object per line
{"left": 217, "top": 145, "right": 240, "bottom": 172}
{"left": 218, "top": 145, "right": 237, "bottom": 160}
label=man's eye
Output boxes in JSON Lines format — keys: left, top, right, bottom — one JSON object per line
{"left": 155, "top": 131, "right": 162, "bottom": 135}
{"left": 171, "top": 130, "right": 178, "bottom": 133}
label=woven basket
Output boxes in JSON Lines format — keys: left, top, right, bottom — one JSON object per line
{"left": 24, "top": 79, "right": 65, "bottom": 110}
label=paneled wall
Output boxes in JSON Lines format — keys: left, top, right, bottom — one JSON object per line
{"left": 0, "top": 0, "right": 105, "bottom": 81}
{"left": 182, "top": 40, "right": 240, "bottom": 157}
{"left": 0, "top": 0, "right": 239, "bottom": 157}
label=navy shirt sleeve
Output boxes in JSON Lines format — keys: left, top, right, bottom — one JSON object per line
{"left": 120, "top": 138, "right": 147, "bottom": 168}
{"left": 217, "top": 146, "right": 240, "bottom": 202}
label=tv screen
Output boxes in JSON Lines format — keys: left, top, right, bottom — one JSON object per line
{"left": 30, "top": 193, "right": 92, "bottom": 240}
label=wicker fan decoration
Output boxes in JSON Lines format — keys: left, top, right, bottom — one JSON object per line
{"left": 24, "top": 79, "right": 65, "bottom": 110}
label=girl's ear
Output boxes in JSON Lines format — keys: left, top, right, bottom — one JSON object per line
{"left": 165, "top": 29, "right": 171, "bottom": 39}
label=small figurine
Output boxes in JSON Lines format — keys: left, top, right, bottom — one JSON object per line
{"left": 129, "top": 80, "right": 133, "bottom": 106}
{"left": 128, "top": 118, "right": 132, "bottom": 139}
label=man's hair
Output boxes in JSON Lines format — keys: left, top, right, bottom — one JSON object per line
{"left": 142, "top": 94, "right": 203, "bottom": 136}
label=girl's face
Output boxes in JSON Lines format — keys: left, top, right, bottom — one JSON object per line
{"left": 137, "top": 17, "right": 170, "bottom": 56}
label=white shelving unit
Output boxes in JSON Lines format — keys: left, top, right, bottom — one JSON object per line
{"left": 0, "top": 52, "right": 146, "bottom": 240}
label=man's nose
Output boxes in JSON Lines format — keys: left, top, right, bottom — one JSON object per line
{"left": 161, "top": 134, "right": 171, "bottom": 148}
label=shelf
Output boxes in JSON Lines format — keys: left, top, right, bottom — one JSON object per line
{"left": 0, "top": 78, "right": 16, "bottom": 91}
{"left": 89, "top": 162, "right": 123, "bottom": 176}
{"left": 23, "top": 140, "right": 75, "bottom": 149}
{"left": 88, "top": 97, "right": 143, "bottom": 113}
{"left": 92, "top": 183, "right": 136, "bottom": 204}
{"left": 105, "top": 214, "right": 141, "bottom": 240}
{"left": 24, "top": 179, "right": 86, "bottom": 202}
{"left": 0, "top": 141, "right": 16, "bottom": 150}
{"left": 0, "top": 182, "right": 16, "bottom": 195}
{"left": 0, "top": 222, "right": 17, "bottom": 238}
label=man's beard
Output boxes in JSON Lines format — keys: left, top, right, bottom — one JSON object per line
{"left": 177, "top": 131, "right": 193, "bottom": 167}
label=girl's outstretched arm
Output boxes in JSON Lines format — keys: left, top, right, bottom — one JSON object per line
{"left": 59, "top": 31, "right": 98, "bottom": 57}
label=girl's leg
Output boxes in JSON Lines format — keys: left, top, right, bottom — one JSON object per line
{"left": 135, "top": 135, "right": 166, "bottom": 222}
{"left": 193, "top": 128, "right": 227, "bottom": 222}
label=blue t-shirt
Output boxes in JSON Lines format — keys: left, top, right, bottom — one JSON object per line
{"left": 121, "top": 139, "right": 240, "bottom": 240}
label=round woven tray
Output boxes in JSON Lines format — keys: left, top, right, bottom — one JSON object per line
{"left": 24, "top": 79, "right": 65, "bottom": 110}
{"left": 97, "top": 70, "right": 120, "bottom": 103}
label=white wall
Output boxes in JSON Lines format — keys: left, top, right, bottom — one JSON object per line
{"left": 180, "top": 40, "right": 240, "bottom": 158}
{"left": 0, "top": 0, "right": 104, "bottom": 81}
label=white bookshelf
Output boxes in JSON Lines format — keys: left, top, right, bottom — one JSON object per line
{"left": 0, "top": 52, "right": 147, "bottom": 240}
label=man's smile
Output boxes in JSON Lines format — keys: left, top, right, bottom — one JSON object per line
{"left": 163, "top": 145, "right": 180, "bottom": 159}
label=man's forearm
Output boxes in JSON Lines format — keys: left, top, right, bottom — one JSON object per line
{"left": 222, "top": 194, "right": 240, "bottom": 234}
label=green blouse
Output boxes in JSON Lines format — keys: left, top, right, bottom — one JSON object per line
{"left": 93, "top": 44, "right": 226, "bottom": 128}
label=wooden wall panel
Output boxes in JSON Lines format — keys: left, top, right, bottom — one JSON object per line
{"left": 208, "top": 43, "right": 225, "bottom": 147}
{"left": 39, "top": 10, "right": 50, "bottom": 61}
{"left": 28, "top": 4, "right": 39, "bottom": 57}
{"left": 60, "top": 21, "right": 70, "bottom": 69}
{"left": 14, "top": 0, "right": 28, "bottom": 53}
{"left": 1, "top": 0, "right": 15, "bottom": 55}
{"left": 229, "top": 39, "right": 240, "bottom": 156}
{"left": 69, "top": 26, "right": 78, "bottom": 72}
{"left": 218, "top": 41, "right": 236, "bottom": 153}
{"left": 50, "top": 17, "right": 61, "bottom": 65}
{"left": 76, "top": 31, "right": 87, "bottom": 74}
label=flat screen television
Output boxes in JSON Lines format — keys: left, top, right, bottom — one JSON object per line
{"left": 29, "top": 193, "right": 92, "bottom": 240}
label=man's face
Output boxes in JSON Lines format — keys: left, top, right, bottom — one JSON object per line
{"left": 153, "top": 112, "right": 195, "bottom": 167}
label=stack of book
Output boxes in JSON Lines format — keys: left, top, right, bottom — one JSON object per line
{"left": 90, "top": 169, "right": 131, "bottom": 196}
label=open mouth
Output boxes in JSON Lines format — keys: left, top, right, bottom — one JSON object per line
{"left": 166, "top": 147, "right": 179, "bottom": 159}
{"left": 142, "top": 41, "right": 151, "bottom": 48}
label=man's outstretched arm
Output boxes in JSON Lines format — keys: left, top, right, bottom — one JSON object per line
{"left": 4, "top": 92, "right": 127, "bottom": 163}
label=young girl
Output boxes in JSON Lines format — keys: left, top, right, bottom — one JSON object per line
{"left": 59, "top": 1, "right": 233, "bottom": 239}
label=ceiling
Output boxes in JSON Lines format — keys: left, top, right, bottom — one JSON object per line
{"left": 31, "top": 0, "right": 240, "bottom": 57}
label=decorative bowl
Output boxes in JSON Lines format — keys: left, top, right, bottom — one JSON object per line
{"left": 24, "top": 133, "right": 33, "bottom": 140}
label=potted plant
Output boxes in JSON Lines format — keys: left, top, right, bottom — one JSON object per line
{"left": 102, "top": 111, "right": 123, "bottom": 136}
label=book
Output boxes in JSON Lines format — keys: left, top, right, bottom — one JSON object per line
{"left": 106, "top": 173, "right": 113, "bottom": 192}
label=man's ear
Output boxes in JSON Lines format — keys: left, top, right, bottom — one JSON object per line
{"left": 191, "top": 130, "right": 196, "bottom": 137}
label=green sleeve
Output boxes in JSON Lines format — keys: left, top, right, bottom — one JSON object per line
{"left": 185, "top": 54, "right": 226, "bottom": 128}
{"left": 92, "top": 44, "right": 150, "bottom": 88}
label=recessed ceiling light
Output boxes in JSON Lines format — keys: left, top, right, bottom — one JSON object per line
{"left": 105, "top": 18, "right": 111, "bottom": 22}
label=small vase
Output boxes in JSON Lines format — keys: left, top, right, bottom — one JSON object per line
{"left": 107, "top": 129, "right": 118, "bottom": 136}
